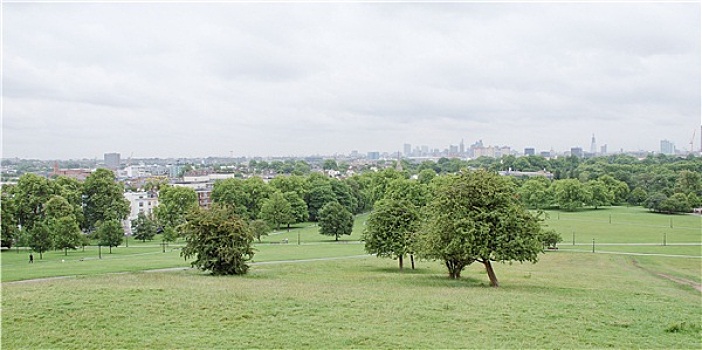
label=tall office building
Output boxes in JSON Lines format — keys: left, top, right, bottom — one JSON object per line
{"left": 590, "top": 134, "right": 597, "bottom": 154}
{"left": 570, "top": 147, "right": 584, "bottom": 158}
{"left": 524, "top": 148, "right": 535, "bottom": 156}
{"left": 403, "top": 143, "right": 412, "bottom": 157}
{"left": 459, "top": 139, "right": 465, "bottom": 155}
{"left": 660, "top": 140, "right": 675, "bottom": 155}
{"left": 600, "top": 144, "right": 607, "bottom": 155}
{"left": 104, "top": 153, "right": 121, "bottom": 169}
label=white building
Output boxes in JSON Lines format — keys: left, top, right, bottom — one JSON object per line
{"left": 124, "top": 191, "right": 159, "bottom": 222}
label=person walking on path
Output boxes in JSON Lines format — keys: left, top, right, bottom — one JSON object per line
{"left": 29, "top": 253, "right": 34, "bottom": 263}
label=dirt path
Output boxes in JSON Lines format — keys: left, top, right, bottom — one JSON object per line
{"left": 631, "top": 259, "right": 701, "bottom": 292}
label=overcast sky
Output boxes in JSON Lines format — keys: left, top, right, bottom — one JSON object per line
{"left": 2, "top": 1, "right": 700, "bottom": 160}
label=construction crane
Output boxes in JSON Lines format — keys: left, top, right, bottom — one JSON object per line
{"left": 690, "top": 130, "right": 696, "bottom": 154}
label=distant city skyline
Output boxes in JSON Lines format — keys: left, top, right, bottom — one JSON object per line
{"left": 3, "top": 2, "right": 700, "bottom": 160}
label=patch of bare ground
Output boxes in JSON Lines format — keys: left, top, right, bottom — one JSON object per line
{"left": 632, "top": 259, "right": 701, "bottom": 292}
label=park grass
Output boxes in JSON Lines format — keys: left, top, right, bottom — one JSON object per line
{"left": 2, "top": 253, "right": 700, "bottom": 349}
{"left": 2, "top": 206, "right": 700, "bottom": 348}
{"left": 542, "top": 206, "right": 701, "bottom": 244}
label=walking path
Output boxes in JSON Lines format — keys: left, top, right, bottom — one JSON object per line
{"left": 2, "top": 254, "right": 372, "bottom": 285}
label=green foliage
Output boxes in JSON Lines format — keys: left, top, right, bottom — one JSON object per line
{"left": 283, "top": 191, "right": 308, "bottom": 223}
{"left": 49, "top": 216, "right": 82, "bottom": 255}
{"left": 14, "top": 173, "right": 59, "bottom": 230}
{"left": 259, "top": 192, "right": 293, "bottom": 230}
{"left": 416, "top": 170, "right": 543, "bottom": 285}
{"left": 518, "top": 177, "right": 553, "bottom": 209}
{"left": 181, "top": 205, "right": 255, "bottom": 275}
{"left": 540, "top": 229, "right": 562, "bottom": 249}
{"left": 28, "top": 222, "right": 52, "bottom": 259}
{"left": 95, "top": 220, "right": 124, "bottom": 253}
{"left": 627, "top": 187, "right": 648, "bottom": 206}
{"left": 82, "top": 169, "right": 129, "bottom": 231}
{"left": 317, "top": 202, "right": 353, "bottom": 241}
{"left": 382, "top": 178, "right": 429, "bottom": 208}
{"left": 155, "top": 185, "right": 198, "bottom": 232}
{"left": 1, "top": 185, "right": 19, "bottom": 247}
{"left": 330, "top": 179, "right": 358, "bottom": 214}
{"left": 162, "top": 226, "right": 178, "bottom": 244}
{"left": 132, "top": 212, "right": 157, "bottom": 242}
{"left": 242, "top": 177, "right": 274, "bottom": 220}
{"left": 211, "top": 178, "right": 250, "bottom": 217}
{"left": 305, "top": 175, "right": 337, "bottom": 221}
{"left": 554, "top": 179, "right": 591, "bottom": 211}
{"left": 585, "top": 180, "right": 614, "bottom": 209}
{"left": 363, "top": 199, "right": 419, "bottom": 269}
{"left": 417, "top": 169, "right": 436, "bottom": 185}
{"left": 249, "top": 219, "right": 271, "bottom": 242}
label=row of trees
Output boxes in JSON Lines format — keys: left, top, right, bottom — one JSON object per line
{"left": 516, "top": 171, "right": 700, "bottom": 213}
{"left": 1, "top": 169, "right": 130, "bottom": 257}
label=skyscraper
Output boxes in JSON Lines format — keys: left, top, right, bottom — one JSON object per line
{"left": 590, "top": 134, "right": 597, "bottom": 154}
{"left": 660, "top": 140, "right": 675, "bottom": 155}
{"left": 403, "top": 143, "right": 412, "bottom": 157}
{"left": 104, "top": 153, "right": 121, "bottom": 169}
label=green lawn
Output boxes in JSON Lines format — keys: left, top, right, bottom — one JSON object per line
{"left": 542, "top": 206, "right": 701, "bottom": 244}
{"left": 2, "top": 253, "right": 700, "bottom": 349}
{"left": 2, "top": 207, "right": 700, "bottom": 348}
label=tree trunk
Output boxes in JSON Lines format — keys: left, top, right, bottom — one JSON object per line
{"left": 335, "top": 234, "right": 339, "bottom": 241}
{"left": 445, "top": 260, "right": 462, "bottom": 279}
{"left": 399, "top": 255, "right": 403, "bottom": 270}
{"left": 64, "top": 248, "right": 68, "bottom": 256}
{"left": 287, "top": 223, "right": 290, "bottom": 232}
{"left": 109, "top": 246, "right": 113, "bottom": 254}
{"left": 410, "top": 254, "right": 415, "bottom": 270}
{"left": 483, "top": 260, "right": 499, "bottom": 287}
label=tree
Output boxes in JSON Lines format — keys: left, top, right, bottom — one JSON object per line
{"left": 305, "top": 176, "right": 337, "bottom": 221}
{"left": 95, "top": 220, "right": 124, "bottom": 254}
{"left": 330, "top": 179, "right": 358, "bottom": 214}
{"left": 155, "top": 185, "right": 198, "bottom": 233}
{"left": 553, "top": 179, "right": 591, "bottom": 211}
{"left": 519, "top": 177, "right": 553, "bottom": 209}
{"left": 317, "top": 202, "right": 354, "bottom": 241}
{"left": 249, "top": 219, "right": 271, "bottom": 242}
{"left": 1, "top": 186, "right": 19, "bottom": 248}
{"left": 323, "top": 159, "right": 338, "bottom": 171}
{"left": 627, "top": 187, "right": 648, "bottom": 206}
{"left": 28, "top": 223, "right": 52, "bottom": 259}
{"left": 416, "top": 170, "right": 543, "bottom": 286}
{"left": 541, "top": 229, "right": 562, "bottom": 249}
{"left": 132, "top": 212, "right": 157, "bottom": 242}
{"left": 283, "top": 191, "right": 308, "bottom": 225}
{"left": 14, "top": 173, "right": 58, "bottom": 231}
{"left": 50, "top": 216, "right": 82, "bottom": 255}
{"left": 83, "top": 169, "right": 129, "bottom": 231}
{"left": 383, "top": 179, "right": 429, "bottom": 208}
{"left": 181, "top": 205, "right": 255, "bottom": 275}
{"left": 585, "top": 180, "right": 614, "bottom": 209}
{"left": 363, "top": 199, "right": 419, "bottom": 269}
{"left": 417, "top": 169, "right": 436, "bottom": 185}
{"left": 242, "top": 177, "right": 274, "bottom": 220}
{"left": 211, "top": 178, "right": 250, "bottom": 217}
{"left": 259, "top": 192, "right": 293, "bottom": 230}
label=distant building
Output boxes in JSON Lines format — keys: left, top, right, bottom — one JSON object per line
{"left": 459, "top": 139, "right": 465, "bottom": 155}
{"left": 124, "top": 191, "right": 158, "bottom": 222}
{"left": 590, "top": 134, "right": 597, "bottom": 154}
{"left": 524, "top": 148, "right": 535, "bottom": 156}
{"left": 367, "top": 152, "right": 380, "bottom": 160}
{"left": 570, "top": 147, "right": 584, "bottom": 158}
{"left": 540, "top": 151, "right": 551, "bottom": 158}
{"left": 104, "top": 153, "right": 121, "bottom": 169}
{"left": 660, "top": 140, "right": 675, "bottom": 155}
{"left": 52, "top": 162, "right": 92, "bottom": 181}
{"left": 403, "top": 144, "right": 411, "bottom": 157}
{"left": 600, "top": 144, "right": 607, "bottom": 155}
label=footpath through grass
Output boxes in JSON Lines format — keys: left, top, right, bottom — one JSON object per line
{"left": 2, "top": 253, "right": 700, "bottom": 349}
{"left": 1, "top": 214, "right": 369, "bottom": 283}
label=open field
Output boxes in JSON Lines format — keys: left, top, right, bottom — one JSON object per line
{"left": 2, "top": 253, "right": 700, "bottom": 349}
{"left": 2, "top": 207, "right": 700, "bottom": 348}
